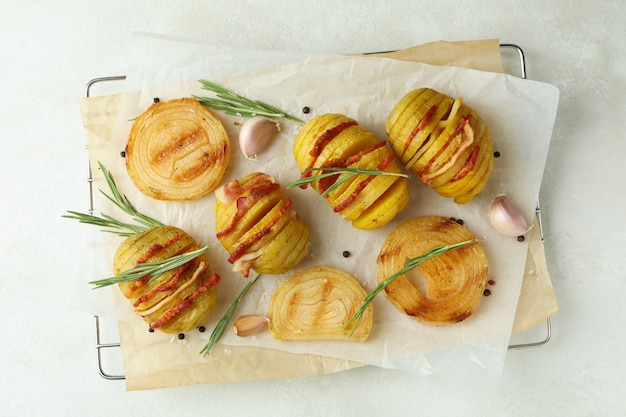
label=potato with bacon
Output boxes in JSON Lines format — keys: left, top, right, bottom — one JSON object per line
{"left": 214, "top": 172, "right": 310, "bottom": 277}
{"left": 386, "top": 88, "right": 494, "bottom": 204}
{"left": 293, "top": 114, "right": 409, "bottom": 230}
{"left": 113, "top": 226, "right": 220, "bottom": 334}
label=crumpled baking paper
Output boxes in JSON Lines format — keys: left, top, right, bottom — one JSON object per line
{"left": 72, "top": 36, "right": 558, "bottom": 390}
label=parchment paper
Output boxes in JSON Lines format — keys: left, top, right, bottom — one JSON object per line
{"left": 73, "top": 38, "right": 558, "bottom": 390}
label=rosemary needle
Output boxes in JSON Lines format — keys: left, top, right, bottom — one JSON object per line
{"left": 89, "top": 246, "right": 209, "bottom": 289}
{"left": 345, "top": 239, "right": 477, "bottom": 336}
{"left": 287, "top": 167, "right": 408, "bottom": 197}
{"left": 200, "top": 273, "right": 263, "bottom": 355}
{"left": 195, "top": 79, "right": 305, "bottom": 124}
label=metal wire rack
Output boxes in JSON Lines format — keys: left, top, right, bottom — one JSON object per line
{"left": 87, "top": 44, "right": 552, "bottom": 380}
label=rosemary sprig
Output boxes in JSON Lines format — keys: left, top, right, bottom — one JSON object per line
{"left": 345, "top": 239, "right": 477, "bottom": 336}
{"left": 97, "top": 161, "right": 163, "bottom": 229}
{"left": 62, "top": 162, "right": 163, "bottom": 236}
{"left": 88, "top": 246, "right": 209, "bottom": 289}
{"left": 63, "top": 211, "right": 149, "bottom": 237}
{"left": 195, "top": 79, "right": 305, "bottom": 124}
{"left": 287, "top": 167, "right": 408, "bottom": 197}
{"left": 200, "top": 273, "right": 263, "bottom": 355}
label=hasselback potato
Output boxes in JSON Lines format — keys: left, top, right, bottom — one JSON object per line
{"left": 293, "top": 114, "right": 409, "bottom": 230}
{"left": 215, "top": 172, "right": 310, "bottom": 277}
{"left": 386, "top": 88, "right": 494, "bottom": 204}
{"left": 114, "top": 225, "right": 219, "bottom": 333}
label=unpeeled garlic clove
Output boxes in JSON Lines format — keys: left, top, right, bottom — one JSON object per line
{"left": 232, "top": 314, "right": 269, "bottom": 337}
{"left": 489, "top": 195, "right": 530, "bottom": 237}
{"left": 238, "top": 117, "right": 280, "bottom": 159}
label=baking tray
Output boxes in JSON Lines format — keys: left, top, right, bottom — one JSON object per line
{"left": 87, "top": 44, "right": 553, "bottom": 380}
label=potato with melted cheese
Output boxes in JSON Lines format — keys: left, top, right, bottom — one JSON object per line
{"left": 214, "top": 172, "right": 310, "bottom": 278}
{"left": 113, "top": 225, "right": 220, "bottom": 334}
{"left": 386, "top": 88, "right": 494, "bottom": 204}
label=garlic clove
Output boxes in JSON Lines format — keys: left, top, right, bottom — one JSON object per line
{"left": 489, "top": 195, "right": 530, "bottom": 237}
{"left": 232, "top": 314, "right": 269, "bottom": 337}
{"left": 238, "top": 117, "right": 280, "bottom": 159}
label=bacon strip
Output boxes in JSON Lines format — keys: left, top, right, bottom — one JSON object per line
{"left": 345, "top": 141, "right": 386, "bottom": 166}
{"left": 317, "top": 158, "right": 347, "bottom": 194}
{"left": 334, "top": 153, "right": 395, "bottom": 213}
{"left": 404, "top": 105, "right": 437, "bottom": 150}
{"left": 216, "top": 182, "right": 280, "bottom": 238}
{"left": 418, "top": 115, "right": 473, "bottom": 184}
{"left": 149, "top": 273, "right": 221, "bottom": 329}
{"left": 449, "top": 114, "right": 472, "bottom": 139}
{"left": 130, "top": 277, "right": 149, "bottom": 293}
{"left": 132, "top": 261, "right": 191, "bottom": 307}
{"left": 135, "top": 244, "right": 163, "bottom": 264}
{"left": 130, "top": 233, "right": 184, "bottom": 291}
{"left": 421, "top": 122, "right": 475, "bottom": 183}
{"left": 135, "top": 234, "right": 183, "bottom": 264}
{"left": 220, "top": 173, "right": 274, "bottom": 203}
{"left": 315, "top": 142, "right": 387, "bottom": 194}
{"left": 309, "top": 121, "right": 357, "bottom": 158}
{"left": 451, "top": 145, "right": 480, "bottom": 182}
{"left": 299, "top": 121, "right": 358, "bottom": 188}
{"left": 227, "top": 200, "right": 293, "bottom": 272}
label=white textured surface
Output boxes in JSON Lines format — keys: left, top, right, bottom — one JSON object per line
{"left": 1, "top": 1, "right": 624, "bottom": 416}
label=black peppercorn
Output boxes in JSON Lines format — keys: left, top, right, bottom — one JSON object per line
{"left": 494, "top": 151, "right": 501, "bottom": 158}
{"left": 197, "top": 326, "right": 206, "bottom": 333}
{"left": 455, "top": 218, "right": 464, "bottom": 226}
{"left": 148, "top": 327, "right": 154, "bottom": 333}
{"left": 483, "top": 289, "right": 491, "bottom": 296}
{"left": 177, "top": 333, "right": 185, "bottom": 340}
{"left": 153, "top": 97, "right": 160, "bottom": 104}
{"left": 517, "top": 235, "right": 525, "bottom": 242}
{"left": 302, "top": 106, "right": 310, "bottom": 114}
{"left": 120, "top": 150, "right": 126, "bottom": 158}
{"left": 342, "top": 250, "right": 350, "bottom": 258}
